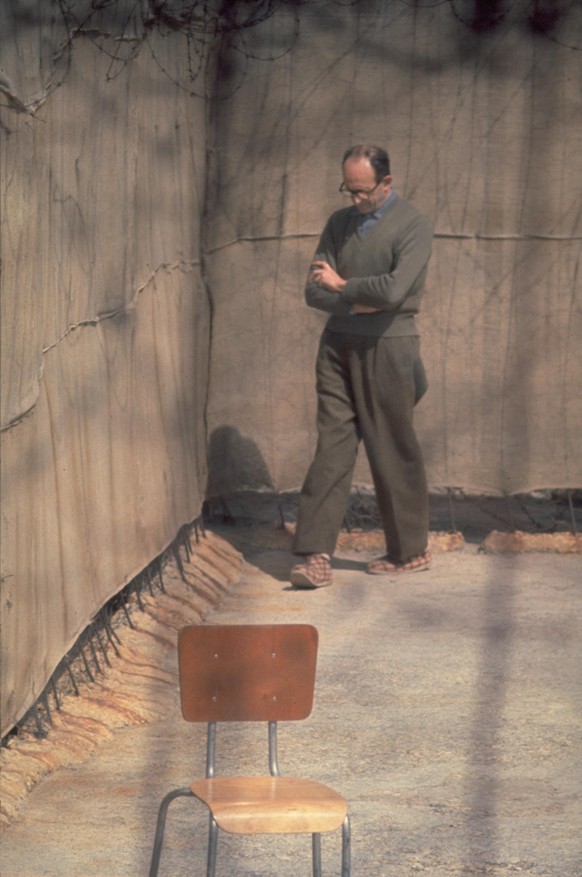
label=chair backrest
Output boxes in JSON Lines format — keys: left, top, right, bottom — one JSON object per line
{"left": 178, "top": 624, "right": 318, "bottom": 723}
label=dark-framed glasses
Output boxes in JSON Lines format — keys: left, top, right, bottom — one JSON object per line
{"left": 338, "top": 180, "right": 383, "bottom": 199}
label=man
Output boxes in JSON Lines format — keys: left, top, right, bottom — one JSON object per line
{"left": 290, "top": 144, "right": 433, "bottom": 588}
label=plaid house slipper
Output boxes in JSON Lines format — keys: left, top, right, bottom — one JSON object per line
{"left": 290, "top": 553, "right": 333, "bottom": 589}
{"left": 367, "top": 549, "right": 431, "bottom": 575}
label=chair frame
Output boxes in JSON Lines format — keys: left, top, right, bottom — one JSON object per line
{"left": 148, "top": 623, "right": 351, "bottom": 877}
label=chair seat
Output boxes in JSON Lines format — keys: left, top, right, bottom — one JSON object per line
{"left": 190, "top": 776, "right": 348, "bottom": 834}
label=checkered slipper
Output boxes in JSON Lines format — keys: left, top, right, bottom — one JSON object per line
{"left": 290, "top": 553, "right": 333, "bottom": 589}
{"left": 367, "top": 548, "right": 431, "bottom": 575}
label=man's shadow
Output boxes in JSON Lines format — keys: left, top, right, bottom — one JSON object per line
{"left": 206, "top": 425, "right": 275, "bottom": 500}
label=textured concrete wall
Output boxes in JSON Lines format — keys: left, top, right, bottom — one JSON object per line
{"left": 1, "top": 6, "right": 210, "bottom": 735}
{"left": 204, "top": 0, "right": 582, "bottom": 495}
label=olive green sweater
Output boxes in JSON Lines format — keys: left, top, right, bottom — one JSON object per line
{"left": 305, "top": 195, "right": 434, "bottom": 337}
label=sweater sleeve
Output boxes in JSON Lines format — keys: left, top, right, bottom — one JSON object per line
{"left": 340, "top": 213, "right": 434, "bottom": 310}
{"left": 304, "top": 217, "right": 354, "bottom": 316}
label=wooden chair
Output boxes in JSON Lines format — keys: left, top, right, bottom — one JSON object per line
{"left": 149, "top": 623, "right": 350, "bottom": 877}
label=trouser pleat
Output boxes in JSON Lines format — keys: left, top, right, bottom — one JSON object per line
{"left": 293, "top": 331, "right": 428, "bottom": 562}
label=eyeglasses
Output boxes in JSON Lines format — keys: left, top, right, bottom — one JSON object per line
{"left": 338, "top": 180, "right": 383, "bottom": 199}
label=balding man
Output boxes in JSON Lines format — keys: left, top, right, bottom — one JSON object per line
{"left": 290, "top": 144, "right": 433, "bottom": 588}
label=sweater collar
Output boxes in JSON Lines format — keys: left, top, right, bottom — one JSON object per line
{"left": 353, "top": 191, "right": 397, "bottom": 235}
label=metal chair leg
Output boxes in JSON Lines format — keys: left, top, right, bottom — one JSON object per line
{"left": 206, "top": 816, "right": 218, "bottom": 877}
{"left": 312, "top": 832, "right": 322, "bottom": 877}
{"left": 149, "top": 788, "right": 194, "bottom": 877}
{"left": 341, "top": 814, "right": 351, "bottom": 877}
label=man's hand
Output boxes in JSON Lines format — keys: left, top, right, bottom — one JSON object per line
{"left": 308, "top": 260, "right": 347, "bottom": 293}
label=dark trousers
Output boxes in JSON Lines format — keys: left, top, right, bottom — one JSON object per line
{"left": 293, "top": 331, "right": 428, "bottom": 563}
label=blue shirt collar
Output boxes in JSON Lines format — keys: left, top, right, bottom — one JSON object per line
{"left": 353, "top": 191, "right": 397, "bottom": 234}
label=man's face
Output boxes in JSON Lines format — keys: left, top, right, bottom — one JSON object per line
{"left": 341, "top": 157, "right": 393, "bottom": 214}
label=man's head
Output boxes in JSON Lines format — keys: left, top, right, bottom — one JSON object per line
{"left": 340, "top": 144, "right": 393, "bottom": 214}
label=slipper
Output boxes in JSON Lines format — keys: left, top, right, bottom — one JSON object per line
{"left": 290, "top": 553, "right": 333, "bottom": 589}
{"left": 367, "top": 549, "right": 431, "bottom": 575}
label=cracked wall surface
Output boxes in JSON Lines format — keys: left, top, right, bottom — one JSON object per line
{"left": 1, "top": 6, "right": 211, "bottom": 736}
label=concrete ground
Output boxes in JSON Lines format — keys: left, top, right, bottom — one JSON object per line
{"left": 1, "top": 525, "right": 581, "bottom": 877}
